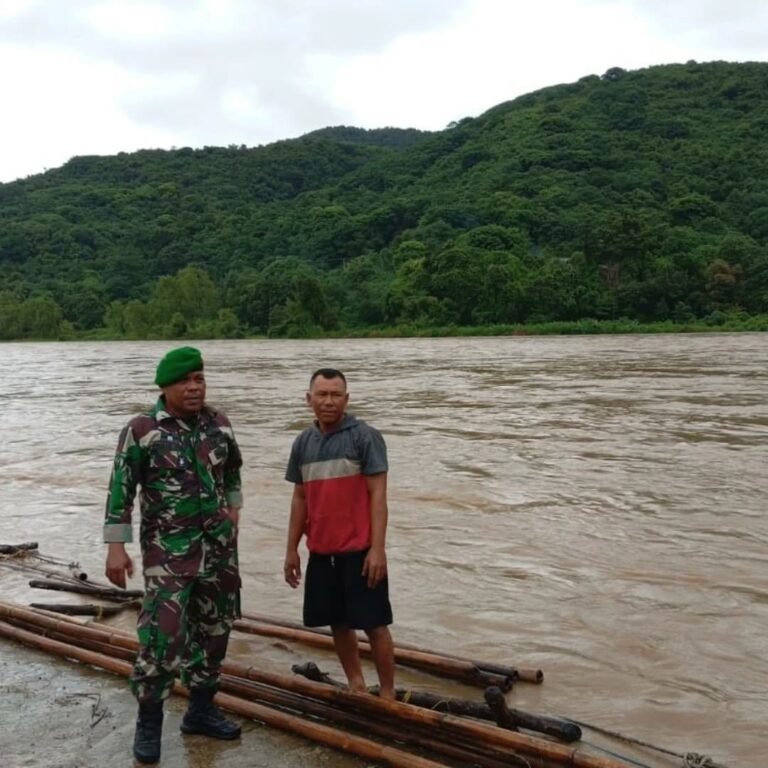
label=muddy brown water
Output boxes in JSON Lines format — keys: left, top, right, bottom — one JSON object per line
{"left": 0, "top": 335, "right": 766, "bottom": 767}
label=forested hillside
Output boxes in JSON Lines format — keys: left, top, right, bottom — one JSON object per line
{"left": 2, "top": 60, "right": 768, "bottom": 340}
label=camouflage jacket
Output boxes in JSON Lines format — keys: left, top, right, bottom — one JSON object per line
{"left": 104, "top": 398, "right": 243, "bottom": 555}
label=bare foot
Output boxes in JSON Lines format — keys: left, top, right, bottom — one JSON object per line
{"left": 347, "top": 679, "right": 367, "bottom": 694}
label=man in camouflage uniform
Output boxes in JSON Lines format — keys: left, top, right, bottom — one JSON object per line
{"left": 104, "top": 346, "right": 243, "bottom": 764}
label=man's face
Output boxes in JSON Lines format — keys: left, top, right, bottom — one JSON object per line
{"left": 306, "top": 375, "right": 348, "bottom": 430}
{"left": 162, "top": 371, "right": 206, "bottom": 418}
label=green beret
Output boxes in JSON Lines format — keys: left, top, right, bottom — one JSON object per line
{"left": 155, "top": 346, "right": 204, "bottom": 387}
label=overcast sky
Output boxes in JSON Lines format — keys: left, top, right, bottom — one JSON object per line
{"left": 1, "top": 0, "right": 766, "bottom": 183}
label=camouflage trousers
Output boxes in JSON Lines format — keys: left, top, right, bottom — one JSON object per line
{"left": 131, "top": 534, "right": 241, "bottom": 703}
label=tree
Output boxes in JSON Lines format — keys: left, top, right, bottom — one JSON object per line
{"left": 151, "top": 265, "right": 220, "bottom": 328}
{"left": 122, "top": 300, "right": 155, "bottom": 339}
{"left": 268, "top": 267, "right": 336, "bottom": 336}
{"left": 705, "top": 259, "right": 742, "bottom": 310}
{"left": 0, "top": 292, "right": 22, "bottom": 339}
{"left": 17, "top": 296, "right": 66, "bottom": 338}
{"left": 424, "top": 246, "right": 486, "bottom": 324}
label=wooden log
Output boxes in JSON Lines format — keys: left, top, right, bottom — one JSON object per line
{"left": 242, "top": 610, "right": 542, "bottom": 684}
{"left": 491, "top": 694, "right": 580, "bottom": 743}
{"left": 401, "top": 686, "right": 582, "bottom": 744}
{"left": 0, "top": 617, "right": 452, "bottom": 768}
{"left": 28, "top": 578, "right": 143, "bottom": 600}
{"left": 0, "top": 602, "right": 634, "bottom": 768}
{"left": 485, "top": 686, "right": 519, "bottom": 730}
{"left": 235, "top": 617, "right": 514, "bottom": 691}
{"left": 0, "top": 542, "right": 38, "bottom": 554}
{"left": 403, "top": 685, "right": 514, "bottom": 724}
{"left": 292, "top": 662, "right": 580, "bottom": 743}
{"left": 292, "top": 661, "right": 344, "bottom": 686}
{"left": 29, "top": 602, "right": 139, "bottom": 617}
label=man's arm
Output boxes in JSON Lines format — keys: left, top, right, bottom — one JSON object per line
{"left": 105, "top": 542, "right": 134, "bottom": 589}
{"left": 363, "top": 472, "right": 388, "bottom": 588}
{"left": 221, "top": 417, "right": 244, "bottom": 513}
{"left": 103, "top": 423, "right": 140, "bottom": 587}
{"left": 227, "top": 506, "right": 241, "bottom": 529}
{"left": 284, "top": 483, "right": 307, "bottom": 588}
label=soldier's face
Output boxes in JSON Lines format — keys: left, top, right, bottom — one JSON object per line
{"left": 163, "top": 371, "right": 206, "bottom": 418}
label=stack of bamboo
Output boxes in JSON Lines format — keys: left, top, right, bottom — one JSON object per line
{"left": 0, "top": 597, "right": 638, "bottom": 768}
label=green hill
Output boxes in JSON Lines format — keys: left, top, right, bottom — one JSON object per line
{"left": 2, "top": 60, "right": 767, "bottom": 339}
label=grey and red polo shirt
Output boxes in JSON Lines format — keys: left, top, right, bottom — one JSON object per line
{"left": 285, "top": 414, "right": 388, "bottom": 554}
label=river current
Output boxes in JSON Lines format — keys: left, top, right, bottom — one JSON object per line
{"left": 0, "top": 334, "right": 766, "bottom": 767}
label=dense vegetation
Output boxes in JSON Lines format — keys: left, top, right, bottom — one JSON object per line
{"left": 2, "top": 60, "right": 768, "bottom": 340}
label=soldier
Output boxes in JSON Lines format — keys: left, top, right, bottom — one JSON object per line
{"left": 104, "top": 346, "right": 243, "bottom": 764}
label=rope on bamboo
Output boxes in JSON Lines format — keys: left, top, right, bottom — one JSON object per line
{"left": 0, "top": 549, "right": 82, "bottom": 571}
{"left": 566, "top": 718, "right": 731, "bottom": 768}
{"left": 682, "top": 755, "right": 730, "bottom": 768}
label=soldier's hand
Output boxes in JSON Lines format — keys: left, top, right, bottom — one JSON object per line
{"left": 284, "top": 551, "right": 301, "bottom": 588}
{"left": 105, "top": 543, "right": 134, "bottom": 589}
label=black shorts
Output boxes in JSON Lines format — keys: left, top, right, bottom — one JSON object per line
{"left": 303, "top": 549, "right": 393, "bottom": 631}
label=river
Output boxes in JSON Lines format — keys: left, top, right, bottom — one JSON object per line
{"left": 0, "top": 334, "right": 765, "bottom": 767}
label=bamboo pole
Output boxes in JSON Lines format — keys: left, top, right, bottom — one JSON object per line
{"left": 235, "top": 617, "right": 514, "bottom": 691}
{"left": 0, "top": 612, "right": 528, "bottom": 767}
{"left": 29, "top": 578, "right": 143, "bottom": 600}
{"left": 291, "top": 662, "right": 581, "bottom": 743}
{"left": 5, "top": 604, "right": 574, "bottom": 746}
{"left": 0, "top": 603, "right": 635, "bottom": 768}
{"left": 220, "top": 674, "right": 533, "bottom": 768}
{"left": 208, "top": 660, "right": 633, "bottom": 768}
{"left": 242, "top": 610, "right": 543, "bottom": 684}
{"left": 12, "top": 568, "right": 540, "bottom": 686}
{"left": 0, "top": 558, "right": 89, "bottom": 584}
{"left": 0, "top": 617, "right": 452, "bottom": 768}
{"left": 20, "top": 581, "right": 522, "bottom": 689}
{"left": 0, "top": 602, "right": 137, "bottom": 651}
{"left": 7, "top": 616, "right": 137, "bottom": 662}
{"left": 213, "top": 690, "right": 452, "bottom": 768}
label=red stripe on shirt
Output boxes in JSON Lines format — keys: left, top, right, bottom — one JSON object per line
{"left": 304, "top": 473, "right": 371, "bottom": 554}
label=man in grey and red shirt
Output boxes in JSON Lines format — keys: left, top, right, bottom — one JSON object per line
{"left": 284, "top": 368, "right": 395, "bottom": 698}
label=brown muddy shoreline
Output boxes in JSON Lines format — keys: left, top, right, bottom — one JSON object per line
{"left": 0, "top": 645, "right": 369, "bottom": 768}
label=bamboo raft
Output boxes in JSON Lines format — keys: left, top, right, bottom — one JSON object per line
{"left": 0, "top": 543, "right": 725, "bottom": 768}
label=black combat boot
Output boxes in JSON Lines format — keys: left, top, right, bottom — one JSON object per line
{"left": 180, "top": 687, "right": 241, "bottom": 739}
{"left": 133, "top": 701, "right": 164, "bottom": 764}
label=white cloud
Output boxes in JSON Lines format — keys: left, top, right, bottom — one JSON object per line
{"left": 306, "top": 0, "right": 685, "bottom": 131}
{"left": 0, "top": 0, "right": 765, "bottom": 182}
{"left": 0, "top": 43, "right": 180, "bottom": 179}
{"left": 82, "top": 2, "right": 177, "bottom": 39}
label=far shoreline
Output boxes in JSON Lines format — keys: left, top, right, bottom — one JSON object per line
{"left": 3, "top": 315, "right": 768, "bottom": 344}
